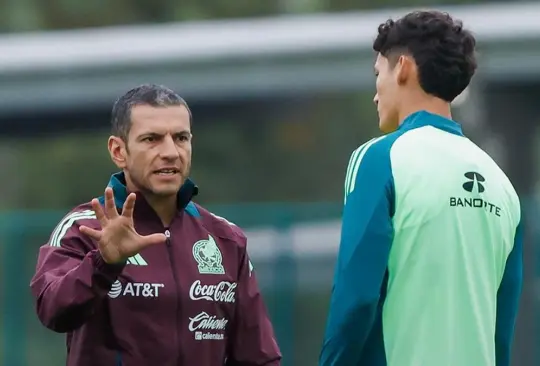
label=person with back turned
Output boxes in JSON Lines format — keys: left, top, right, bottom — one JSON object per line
{"left": 319, "top": 11, "right": 522, "bottom": 366}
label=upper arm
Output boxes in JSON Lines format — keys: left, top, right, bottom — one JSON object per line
{"left": 335, "top": 137, "right": 395, "bottom": 302}
{"left": 34, "top": 210, "right": 97, "bottom": 276}
{"left": 495, "top": 218, "right": 524, "bottom": 366}
{"left": 227, "top": 238, "right": 281, "bottom": 365}
{"left": 320, "top": 136, "right": 396, "bottom": 365}
{"left": 206, "top": 215, "right": 281, "bottom": 365}
{"left": 29, "top": 209, "right": 109, "bottom": 332}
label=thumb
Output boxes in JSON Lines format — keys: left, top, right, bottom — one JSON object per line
{"left": 138, "top": 233, "right": 167, "bottom": 249}
{"left": 79, "top": 225, "right": 103, "bottom": 241}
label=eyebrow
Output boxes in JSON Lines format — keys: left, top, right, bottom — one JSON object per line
{"left": 137, "top": 130, "right": 191, "bottom": 139}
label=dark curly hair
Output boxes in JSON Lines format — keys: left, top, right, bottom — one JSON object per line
{"left": 373, "top": 10, "right": 477, "bottom": 102}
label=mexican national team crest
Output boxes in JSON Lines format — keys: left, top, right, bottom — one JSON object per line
{"left": 192, "top": 234, "right": 225, "bottom": 274}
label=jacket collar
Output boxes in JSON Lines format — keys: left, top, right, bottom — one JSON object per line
{"left": 399, "top": 110, "right": 464, "bottom": 137}
{"left": 104, "top": 172, "right": 198, "bottom": 212}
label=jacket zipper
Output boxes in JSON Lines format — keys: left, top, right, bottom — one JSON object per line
{"left": 165, "top": 229, "right": 182, "bottom": 365}
{"left": 115, "top": 351, "right": 122, "bottom": 366}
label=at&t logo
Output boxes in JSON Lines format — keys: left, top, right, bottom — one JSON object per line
{"left": 108, "top": 280, "right": 164, "bottom": 298}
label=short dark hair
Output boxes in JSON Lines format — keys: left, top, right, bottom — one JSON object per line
{"left": 373, "top": 10, "right": 477, "bottom": 102}
{"left": 111, "top": 84, "right": 192, "bottom": 140}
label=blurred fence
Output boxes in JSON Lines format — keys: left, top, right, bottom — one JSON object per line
{"left": 1, "top": 200, "right": 539, "bottom": 366}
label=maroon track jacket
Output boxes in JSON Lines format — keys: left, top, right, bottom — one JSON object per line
{"left": 30, "top": 172, "right": 281, "bottom": 366}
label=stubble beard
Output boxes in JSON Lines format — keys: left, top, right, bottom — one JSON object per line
{"left": 133, "top": 168, "right": 190, "bottom": 198}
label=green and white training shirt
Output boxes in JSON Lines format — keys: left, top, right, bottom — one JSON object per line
{"left": 320, "top": 110, "right": 523, "bottom": 366}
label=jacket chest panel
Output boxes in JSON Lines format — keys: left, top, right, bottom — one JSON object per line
{"left": 167, "top": 221, "right": 241, "bottom": 321}
{"left": 106, "top": 217, "right": 241, "bottom": 345}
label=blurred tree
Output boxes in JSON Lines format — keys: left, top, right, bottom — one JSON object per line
{"left": 324, "top": 0, "right": 478, "bottom": 12}
{"left": 5, "top": 91, "right": 379, "bottom": 209}
{"left": 0, "top": 0, "right": 505, "bottom": 33}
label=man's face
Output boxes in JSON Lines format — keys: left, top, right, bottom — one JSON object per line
{"left": 109, "top": 104, "right": 192, "bottom": 198}
{"left": 373, "top": 53, "right": 401, "bottom": 133}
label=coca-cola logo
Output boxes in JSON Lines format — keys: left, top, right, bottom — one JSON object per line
{"left": 188, "top": 311, "right": 228, "bottom": 332}
{"left": 189, "top": 280, "right": 237, "bottom": 303}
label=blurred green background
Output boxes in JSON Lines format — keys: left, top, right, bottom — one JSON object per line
{"left": 0, "top": 0, "right": 505, "bottom": 32}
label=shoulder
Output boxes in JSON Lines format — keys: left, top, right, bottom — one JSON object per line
{"left": 344, "top": 133, "right": 403, "bottom": 199}
{"left": 54, "top": 203, "right": 99, "bottom": 229}
{"left": 346, "top": 131, "right": 407, "bottom": 173}
{"left": 190, "top": 203, "right": 247, "bottom": 247}
{"left": 481, "top": 156, "right": 522, "bottom": 226}
{"left": 48, "top": 202, "right": 98, "bottom": 247}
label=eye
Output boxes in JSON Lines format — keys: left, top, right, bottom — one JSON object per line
{"left": 143, "top": 136, "right": 155, "bottom": 142}
{"left": 175, "top": 134, "right": 190, "bottom": 142}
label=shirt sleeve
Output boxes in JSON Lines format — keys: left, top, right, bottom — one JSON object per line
{"left": 495, "top": 218, "right": 524, "bottom": 366}
{"left": 319, "top": 138, "right": 395, "bottom": 366}
{"left": 30, "top": 210, "right": 126, "bottom": 333}
{"left": 226, "top": 237, "right": 282, "bottom": 366}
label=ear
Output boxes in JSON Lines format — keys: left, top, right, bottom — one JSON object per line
{"left": 395, "top": 55, "right": 414, "bottom": 86}
{"left": 108, "top": 136, "right": 128, "bottom": 169}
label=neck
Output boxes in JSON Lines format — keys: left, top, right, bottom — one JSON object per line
{"left": 124, "top": 174, "right": 177, "bottom": 227}
{"left": 143, "top": 194, "right": 177, "bottom": 227}
{"left": 399, "top": 95, "right": 452, "bottom": 125}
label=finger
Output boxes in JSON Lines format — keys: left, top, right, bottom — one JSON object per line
{"left": 90, "top": 198, "right": 108, "bottom": 227}
{"left": 136, "top": 233, "right": 166, "bottom": 251}
{"left": 79, "top": 225, "right": 103, "bottom": 241}
{"left": 121, "top": 193, "right": 137, "bottom": 218}
{"left": 104, "top": 187, "right": 119, "bottom": 219}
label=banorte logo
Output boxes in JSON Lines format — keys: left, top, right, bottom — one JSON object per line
{"left": 189, "top": 280, "right": 237, "bottom": 303}
{"left": 450, "top": 171, "right": 501, "bottom": 217}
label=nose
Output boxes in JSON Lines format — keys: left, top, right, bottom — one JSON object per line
{"left": 373, "top": 93, "right": 379, "bottom": 105}
{"left": 159, "top": 135, "right": 180, "bottom": 160}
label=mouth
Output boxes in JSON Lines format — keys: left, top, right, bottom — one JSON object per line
{"left": 153, "top": 168, "right": 180, "bottom": 176}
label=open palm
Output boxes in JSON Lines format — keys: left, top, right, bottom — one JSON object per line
{"left": 79, "top": 188, "right": 166, "bottom": 264}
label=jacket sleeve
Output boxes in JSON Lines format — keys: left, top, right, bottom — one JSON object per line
{"left": 226, "top": 239, "right": 282, "bottom": 366}
{"left": 319, "top": 137, "right": 394, "bottom": 366}
{"left": 495, "top": 218, "right": 523, "bottom": 366}
{"left": 30, "top": 209, "right": 126, "bottom": 333}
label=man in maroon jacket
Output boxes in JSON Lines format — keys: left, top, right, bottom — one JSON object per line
{"left": 30, "top": 84, "right": 282, "bottom": 366}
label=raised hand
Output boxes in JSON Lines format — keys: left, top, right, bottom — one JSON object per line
{"left": 79, "top": 188, "right": 166, "bottom": 264}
